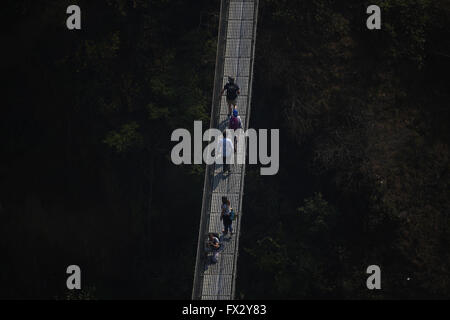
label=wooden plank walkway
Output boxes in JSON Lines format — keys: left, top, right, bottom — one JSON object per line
{"left": 192, "top": 0, "right": 259, "bottom": 300}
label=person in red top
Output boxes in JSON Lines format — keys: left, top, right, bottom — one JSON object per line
{"left": 229, "top": 108, "right": 242, "bottom": 153}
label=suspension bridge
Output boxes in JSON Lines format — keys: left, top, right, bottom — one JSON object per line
{"left": 192, "top": 0, "right": 259, "bottom": 300}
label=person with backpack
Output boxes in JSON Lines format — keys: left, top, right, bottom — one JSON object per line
{"left": 217, "top": 130, "right": 234, "bottom": 173}
{"left": 229, "top": 108, "right": 242, "bottom": 153}
{"left": 220, "top": 76, "right": 240, "bottom": 117}
{"left": 207, "top": 233, "right": 221, "bottom": 263}
{"left": 220, "top": 197, "right": 234, "bottom": 236}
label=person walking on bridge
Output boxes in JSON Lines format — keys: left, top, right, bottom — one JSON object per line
{"left": 207, "top": 233, "right": 221, "bottom": 263}
{"left": 220, "top": 76, "right": 240, "bottom": 117}
{"left": 217, "top": 130, "right": 234, "bottom": 173}
{"left": 221, "top": 197, "right": 234, "bottom": 236}
{"left": 229, "top": 108, "right": 242, "bottom": 153}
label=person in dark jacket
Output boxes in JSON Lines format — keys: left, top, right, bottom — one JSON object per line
{"left": 220, "top": 197, "right": 233, "bottom": 236}
{"left": 220, "top": 76, "right": 240, "bottom": 117}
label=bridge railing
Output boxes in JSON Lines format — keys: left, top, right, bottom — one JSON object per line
{"left": 192, "top": 0, "right": 259, "bottom": 300}
{"left": 192, "top": 0, "right": 230, "bottom": 300}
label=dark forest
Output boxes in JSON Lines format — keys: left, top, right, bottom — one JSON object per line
{"left": 1, "top": 0, "right": 449, "bottom": 299}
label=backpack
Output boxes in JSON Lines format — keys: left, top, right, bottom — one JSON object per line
{"left": 229, "top": 116, "right": 241, "bottom": 130}
{"left": 230, "top": 208, "right": 236, "bottom": 221}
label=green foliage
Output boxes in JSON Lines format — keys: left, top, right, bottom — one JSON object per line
{"left": 1, "top": 0, "right": 218, "bottom": 299}
{"left": 2, "top": 0, "right": 449, "bottom": 300}
{"left": 103, "top": 122, "right": 143, "bottom": 152}
{"left": 298, "top": 193, "right": 336, "bottom": 237}
{"left": 238, "top": 0, "right": 450, "bottom": 299}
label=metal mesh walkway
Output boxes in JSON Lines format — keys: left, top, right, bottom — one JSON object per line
{"left": 192, "top": 0, "right": 259, "bottom": 300}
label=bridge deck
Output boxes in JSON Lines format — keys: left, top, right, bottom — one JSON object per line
{"left": 192, "top": 0, "right": 259, "bottom": 300}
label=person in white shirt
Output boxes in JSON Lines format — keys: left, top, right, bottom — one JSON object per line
{"left": 217, "top": 130, "right": 234, "bottom": 173}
